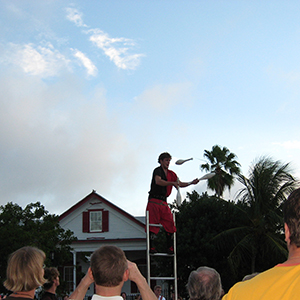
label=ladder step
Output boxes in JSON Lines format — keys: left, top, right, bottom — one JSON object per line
{"left": 150, "top": 277, "right": 176, "bottom": 280}
{"left": 150, "top": 252, "right": 174, "bottom": 256}
{"left": 148, "top": 223, "right": 162, "bottom": 227}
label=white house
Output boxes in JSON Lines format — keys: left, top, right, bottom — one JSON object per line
{"left": 59, "top": 190, "right": 147, "bottom": 297}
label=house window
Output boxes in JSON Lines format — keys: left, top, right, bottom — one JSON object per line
{"left": 64, "top": 266, "right": 74, "bottom": 292}
{"left": 82, "top": 209, "right": 109, "bottom": 233}
{"left": 90, "top": 210, "right": 102, "bottom": 232}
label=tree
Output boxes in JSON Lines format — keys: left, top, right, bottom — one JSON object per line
{"left": 165, "top": 192, "right": 245, "bottom": 294}
{"left": 213, "top": 156, "right": 299, "bottom": 278}
{"left": 200, "top": 145, "right": 241, "bottom": 198}
{"left": 0, "top": 201, "right": 76, "bottom": 294}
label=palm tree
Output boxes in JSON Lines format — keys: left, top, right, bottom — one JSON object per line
{"left": 214, "top": 156, "right": 299, "bottom": 276}
{"left": 200, "top": 145, "right": 241, "bottom": 198}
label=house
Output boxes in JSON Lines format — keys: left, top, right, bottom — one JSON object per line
{"left": 59, "top": 191, "right": 147, "bottom": 297}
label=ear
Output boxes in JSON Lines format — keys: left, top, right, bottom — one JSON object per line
{"left": 88, "top": 267, "right": 94, "bottom": 280}
{"left": 284, "top": 223, "right": 290, "bottom": 243}
{"left": 123, "top": 269, "right": 129, "bottom": 282}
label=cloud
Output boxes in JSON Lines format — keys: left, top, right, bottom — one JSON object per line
{"left": 274, "top": 140, "right": 300, "bottom": 150}
{"left": 0, "top": 72, "right": 138, "bottom": 214}
{"left": 134, "top": 82, "right": 193, "bottom": 112}
{"left": 66, "top": 7, "right": 87, "bottom": 28}
{"left": 65, "top": 6, "right": 144, "bottom": 70}
{"left": 3, "top": 43, "right": 71, "bottom": 77}
{"left": 89, "top": 29, "right": 145, "bottom": 70}
{"left": 73, "top": 49, "right": 98, "bottom": 76}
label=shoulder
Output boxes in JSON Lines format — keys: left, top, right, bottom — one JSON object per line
{"left": 153, "top": 166, "right": 163, "bottom": 175}
{"left": 168, "top": 170, "right": 177, "bottom": 180}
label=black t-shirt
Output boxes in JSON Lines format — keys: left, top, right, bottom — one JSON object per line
{"left": 148, "top": 166, "right": 168, "bottom": 200}
{"left": 41, "top": 292, "right": 58, "bottom": 300}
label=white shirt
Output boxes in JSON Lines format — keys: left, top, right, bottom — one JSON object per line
{"left": 92, "top": 295, "right": 123, "bottom": 300}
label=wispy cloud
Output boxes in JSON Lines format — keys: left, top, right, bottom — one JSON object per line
{"left": 66, "top": 7, "right": 87, "bottom": 28}
{"left": 5, "top": 43, "right": 70, "bottom": 77}
{"left": 73, "top": 49, "right": 98, "bottom": 76}
{"left": 65, "top": 7, "right": 144, "bottom": 70}
{"left": 89, "top": 29, "right": 144, "bottom": 70}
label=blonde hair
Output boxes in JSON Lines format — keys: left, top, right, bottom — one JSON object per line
{"left": 4, "top": 246, "right": 46, "bottom": 292}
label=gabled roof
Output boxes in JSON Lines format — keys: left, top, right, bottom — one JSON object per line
{"left": 59, "top": 191, "right": 145, "bottom": 228}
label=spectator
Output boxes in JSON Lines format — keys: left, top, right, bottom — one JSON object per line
{"left": 153, "top": 286, "right": 165, "bottom": 300}
{"left": 242, "top": 273, "right": 260, "bottom": 281}
{"left": 42, "top": 267, "right": 60, "bottom": 300}
{"left": 134, "top": 294, "right": 141, "bottom": 300}
{"left": 223, "top": 188, "right": 300, "bottom": 300}
{"left": 121, "top": 292, "right": 127, "bottom": 300}
{"left": 69, "top": 245, "right": 157, "bottom": 300}
{"left": 187, "top": 266, "right": 223, "bottom": 300}
{"left": 3, "top": 246, "right": 46, "bottom": 300}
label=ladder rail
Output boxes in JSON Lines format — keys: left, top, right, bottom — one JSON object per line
{"left": 146, "top": 211, "right": 178, "bottom": 300}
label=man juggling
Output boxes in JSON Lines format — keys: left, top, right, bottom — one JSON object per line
{"left": 146, "top": 152, "right": 199, "bottom": 254}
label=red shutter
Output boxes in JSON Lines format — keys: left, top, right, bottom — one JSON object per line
{"left": 82, "top": 211, "right": 89, "bottom": 232}
{"left": 102, "top": 210, "right": 109, "bottom": 232}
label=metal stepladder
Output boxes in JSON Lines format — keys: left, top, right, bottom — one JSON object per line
{"left": 146, "top": 211, "right": 178, "bottom": 300}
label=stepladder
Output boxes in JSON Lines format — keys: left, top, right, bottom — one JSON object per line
{"left": 146, "top": 210, "right": 178, "bottom": 300}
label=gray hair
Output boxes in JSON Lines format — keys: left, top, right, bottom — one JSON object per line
{"left": 186, "top": 266, "right": 222, "bottom": 300}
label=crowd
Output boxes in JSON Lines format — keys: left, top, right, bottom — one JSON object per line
{"left": 2, "top": 188, "right": 300, "bottom": 300}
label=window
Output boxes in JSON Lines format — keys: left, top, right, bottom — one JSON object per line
{"left": 82, "top": 209, "right": 109, "bottom": 233}
{"left": 90, "top": 210, "right": 102, "bottom": 232}
{"left": 64, "top": 266, "right": 74, "bottom": 292}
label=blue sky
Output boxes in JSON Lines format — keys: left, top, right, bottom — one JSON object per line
{"left": 1, "top": 0, "right": 300, "bottom": 216}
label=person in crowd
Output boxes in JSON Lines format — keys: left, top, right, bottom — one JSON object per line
{"left": 153, "top": 286, "right": 165, "bottom": 300}
{"left": 147, "top": 152, "right": 199, "bottom": 253}
{"left": 187, "top": 266, "right": 223, "bottom": 300}
{"left": 41, "top": 267, "right": 60, "bottom": 300}
{"left": 3, "top": 246, "right": 46, "bottom": 300}
{"left": 171, "top": 291, "right": 182, "bottom": 300}
{"left": 242, "top": 272, "right": 260, "bottom": 281}
{"left": 223, "top": 188, "right": 300, "bottom": 299}
{"left": 121, "top": 292, "right": 127, "bottom": 300}
{"left": 69, "top": 245, "right": 157, "bottom": 300}
{"left": 134, "top": 294, "right": 141, "bottom": 300}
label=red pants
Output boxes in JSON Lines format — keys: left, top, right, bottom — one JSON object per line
{"left": 146, "top": 198, "right": 176, "bottom": 235}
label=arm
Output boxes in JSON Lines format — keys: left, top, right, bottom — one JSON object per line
{"left": 155, "top": 175, "right": 179, "bottom": 189}
{"left": 178, "top": 178, "right": 199, "bottom": 188}
{"left": 127, "top": 261, "right": 157, "bottom": 300}
{"left": 69, "top": 269, "right": 94, "bottom": 300}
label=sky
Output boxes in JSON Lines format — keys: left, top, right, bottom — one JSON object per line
{"left": 1, "top": 0, "right": 300, "bottom": 217}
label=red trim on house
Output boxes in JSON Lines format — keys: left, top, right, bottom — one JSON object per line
{"left": 59, "top": 191, "right": 145, "bottom": 229}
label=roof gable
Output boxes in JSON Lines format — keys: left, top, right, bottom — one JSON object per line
{"left": 59, "top": 191, "right": 144, "bottom": 228}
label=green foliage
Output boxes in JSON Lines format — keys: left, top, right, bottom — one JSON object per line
{"left": 169, "top": 192, "right": 246, "bottom": 295}
{"left": 0, "top": 201, "right": 76, "bottom": 294}
{"left": 212, "top": 156, "right": 298, "bottom": 281}
{"left": 200, "top": 145, "right": 241, "bottom": 198}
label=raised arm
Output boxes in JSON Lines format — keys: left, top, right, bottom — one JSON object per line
{"left": 127, "top": 260, "right": 157, "bottom": 300}
{"left": 69, "top": 268, "right": 94, "bottom": 300}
